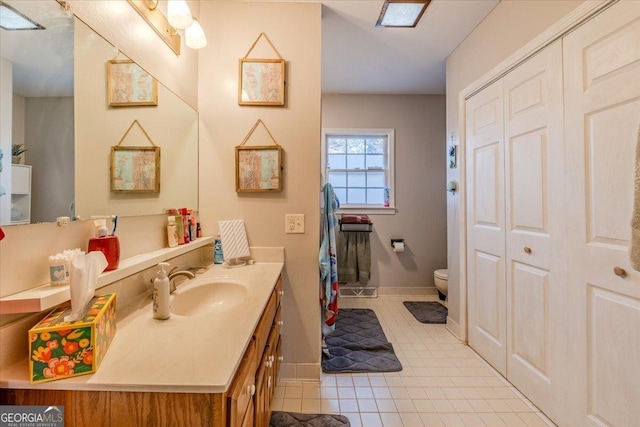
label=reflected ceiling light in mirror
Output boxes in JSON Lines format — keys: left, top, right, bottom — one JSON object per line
{"left": 167, "top": 0, "right": 192, "bottom": 30}
{"left": 376, "top": 0, "right": 430, "bottom": 28}
{"left": 0, "top": 2, "right": 45, "bottom": 30}
{"left": 185, "top": 18, "right": 206, "bottom": 49}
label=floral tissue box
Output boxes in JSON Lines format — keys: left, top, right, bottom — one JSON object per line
{"left": 29, "top": 293, "right": 116, "bottom": 384}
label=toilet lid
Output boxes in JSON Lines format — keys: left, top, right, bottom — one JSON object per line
{"left": 434, "top": 269, "right": 448, "bottom": 280}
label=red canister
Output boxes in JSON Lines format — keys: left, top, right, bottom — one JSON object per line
{"left": 88, "top": 235, "right": 120, "bottom": 271}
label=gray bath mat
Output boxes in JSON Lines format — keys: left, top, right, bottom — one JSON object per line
{"left": 270, "top": 411, "right": 351, "bottom": 426}
{"left": 321, "top": 308, "right": 402, "bottom": 373}
{"left": 403, "top": 301, "right": 447, "bottom": 324}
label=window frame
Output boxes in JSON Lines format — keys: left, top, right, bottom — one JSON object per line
{"left": 321, "top": 128, "right": 395, "bottom": 214}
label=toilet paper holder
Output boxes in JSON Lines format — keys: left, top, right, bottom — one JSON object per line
{"left": 391, "top": 239, "right": 404, "bottom": 248}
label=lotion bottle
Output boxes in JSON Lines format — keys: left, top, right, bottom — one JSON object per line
{"left": 167, "top": 216, "right": 179, "bottom": 248}
{"left": 153, "top": 262, "right": 170, "bottom": 320}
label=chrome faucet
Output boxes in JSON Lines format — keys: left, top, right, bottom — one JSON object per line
{"left": 168, "top": 267, "right": 196, "bottom": 293}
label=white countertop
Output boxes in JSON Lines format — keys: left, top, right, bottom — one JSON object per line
{"left": 0, "top": 262, "right": 283, "bottom": 393}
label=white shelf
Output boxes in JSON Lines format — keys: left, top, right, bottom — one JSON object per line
{"left": 0, "top": 236, "right": 214, "bottom": 315}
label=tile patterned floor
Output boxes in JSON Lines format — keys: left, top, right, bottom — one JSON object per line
{"left": 273, "top": 295, "right": 556, "bottom": 427}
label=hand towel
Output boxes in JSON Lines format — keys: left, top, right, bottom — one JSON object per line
{"left": 320, "top": 183, "right": 340, "bottom": 332}
{"left": 338, "top": 231, "right": 371, "bottom": 285}
{"left": 631, "top": 125, "right": 640, "bottom": 271}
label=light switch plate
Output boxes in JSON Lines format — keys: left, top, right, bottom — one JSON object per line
{"left": 285, "top": 214, "right": 305, "bottom": 234}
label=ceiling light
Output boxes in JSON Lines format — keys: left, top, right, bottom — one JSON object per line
{"left": 0, "top": 2, "right": 45, "bottom": 31}
{"left": 376, "top": 0, "right": 430, "bottom": 28}
{"left": 185, "top": 18, "right": 207, "bottom": 49}
{"left": 167, "top": 0, "right": 193, "bottom": 30}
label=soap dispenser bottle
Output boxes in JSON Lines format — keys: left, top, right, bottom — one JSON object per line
{"left": 153, "top": 262, "right": 171, "bottom": 320}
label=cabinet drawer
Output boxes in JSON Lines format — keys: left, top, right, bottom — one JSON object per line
{"left": 228, "top": 339, "right": 257, "bottom": 427}
{"left": 253, "top": 290, "right": 277, "bottom": 360}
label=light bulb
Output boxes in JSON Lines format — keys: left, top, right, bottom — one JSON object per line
{"left": 185, "top": 18, "right": 207, "bottom": 49}
{"left": 167, "top": 0, "right": 192, "bottom": 30}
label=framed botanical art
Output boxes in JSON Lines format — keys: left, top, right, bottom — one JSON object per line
{"left": 235, "top": 145, "right": 283, "bottom": 192}
{"left": 107, "top": 59, "right": 158, "bottom": 107}
{"left": 110, "top": 146, "right": 160, "bottom": 193}
{"left": 238, "top": 59, "right": 285, "bottom": 106}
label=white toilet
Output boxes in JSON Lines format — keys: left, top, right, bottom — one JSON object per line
{"left": 434, "top": 269, "right": 448, "bottom": 300}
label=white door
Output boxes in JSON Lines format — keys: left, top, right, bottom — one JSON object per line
{"left": 503, "top": 40, "right": 566, "bottom": 422}
{"left": 465, "top": 80, "right": 507, "bottom": 375}
{"left": 564, "top": 2, "right": 640, "bottom": 426}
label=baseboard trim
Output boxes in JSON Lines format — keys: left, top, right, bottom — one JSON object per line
{"left": 376, "top": 286, "right": 438, "bottom": 296}
{"left": 446, "top": 316, "right": 465, "bottom": 343}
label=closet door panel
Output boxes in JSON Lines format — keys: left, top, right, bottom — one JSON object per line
{"left": 466, "top": 80, "right": 507, "bottom": 375}
{"left": 564, "top": 2, "right": 640, "bottom": 426}
{"left": 511, "top": 262, "right": 549, "bottom": 376}
{"left": 503, "top": 40, "right": 565, "bottom": 423}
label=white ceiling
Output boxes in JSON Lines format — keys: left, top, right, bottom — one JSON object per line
{"left": 320, "top": 0, "right": 498, "bottom": 94}
{"left": 0, "top": 0, "right": 74, "bottom": 97}
{"left": 1, "top": 0, "right": 498, "bottom": 97}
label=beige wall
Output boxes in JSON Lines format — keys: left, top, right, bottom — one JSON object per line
{"left": 197, "top": 1, "right": 322, "bottom": 375}
{"left": 68, "top": 0, "right": 200, "bottom": 109}
{"left": 0, "top": 1, "right": 199, "bottom": 317}
{"left": 74, "top": 19, "right": 198, "bottom": 220}
{"left": 445, "top": 0, "right": 585, "bottom": 331}
{"left": 322, "top": 95, "right": 447, "bottom": 291}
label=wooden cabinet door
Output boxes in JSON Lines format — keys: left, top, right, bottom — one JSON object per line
{"left": 254, "top": 350, "right": 270, "bottom": 427}
{"left": 228, "top": 340, "right": 257, "bottom": 427}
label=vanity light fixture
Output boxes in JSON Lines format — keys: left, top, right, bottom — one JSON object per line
{"left": 185, "top": 18, "right": 207, "bottom": 49}
{"left": 376, "top": 0, "right": 431, "bottom": 28}
{"left": 167, "top": 0, "right": 192, "bottom": 30}
{"left": 0, "top": 2, "right": 45, "bottom": 31}
{"left": 127, "top": 0, "right": 207, "bottom": 54}
{"left": 128, "top": 0, "right": 181, "bottom": 55}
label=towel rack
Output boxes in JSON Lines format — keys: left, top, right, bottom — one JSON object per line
{"left": 339, "top": 222, "right": 373, "bottom": 233}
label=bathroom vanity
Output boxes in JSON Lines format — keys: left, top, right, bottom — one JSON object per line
{"left": 0, "top": 262, "right": 283, "bottom": 427}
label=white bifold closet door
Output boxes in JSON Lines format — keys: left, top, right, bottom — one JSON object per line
{"left": 563, "top": 2, "right": 640, "bottom": 426}
{"left": 466, "top": 78, "right": 507, "bottom": 376}
{"left": 466, "top": 40, "right": 566, "bottom": 422}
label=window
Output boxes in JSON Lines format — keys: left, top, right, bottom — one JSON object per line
{"left": 322, "top": 128, "right": 394, "bottom": 211}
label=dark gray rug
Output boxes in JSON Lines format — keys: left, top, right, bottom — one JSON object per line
{"left": 270, "top": 411, "right": 350, "bottom": 427}
{"left": 321, "top": 308, "right": 402, "bottom": 373}
{"left": 403, "top": 301, "right": 447, "bottom": 324}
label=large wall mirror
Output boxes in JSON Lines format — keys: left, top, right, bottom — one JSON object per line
{"left": 0, "top": 0, "right": 198, "bottom": 226}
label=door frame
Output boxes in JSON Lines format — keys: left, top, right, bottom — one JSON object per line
{"left": 452, "top": 0, "right": 615, "bottom": 342}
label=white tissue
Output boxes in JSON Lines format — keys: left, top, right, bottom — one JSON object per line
{"left": 64, "top": 251, "right": 108, "bottom": 322}
{"left": 392, "top": 242, "right": 405, "bottom": 253}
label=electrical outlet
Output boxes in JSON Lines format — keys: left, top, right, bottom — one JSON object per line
{"left": 285, "top": 214, "right": 305, "bottom": 234}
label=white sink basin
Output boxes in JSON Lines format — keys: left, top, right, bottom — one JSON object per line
{"left": 171, "top": 278, "right": 250, "bottom": 317}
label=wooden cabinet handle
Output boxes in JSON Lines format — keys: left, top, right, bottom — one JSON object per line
{"left": 524, "top": 247, "right": 532, "bottom": 254}
{"left": 614, "top": 267, "right": 627, "bottom": 278}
